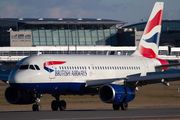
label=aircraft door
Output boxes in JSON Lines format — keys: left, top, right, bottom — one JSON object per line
{"left": 140, "top": 59, "right": 149, "bottom": 76}
{"left": 44, "top": 58, "right": 56, "bottom": 79}
{"left": 90, "top": 64, "right": 96, "bottom": 76}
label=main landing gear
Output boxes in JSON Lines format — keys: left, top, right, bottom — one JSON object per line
{"left": 32, "top": 94, "right": 43, "bottom": 111}
{"left": 113, "top": 103, "right": 128, "bottom": 110}
{"left": 51, "top": 94, "right": 66, "bottom": 111}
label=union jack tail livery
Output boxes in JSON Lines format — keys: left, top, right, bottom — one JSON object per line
{"left": 133, "top": 2, "right": 164, "bottom": 58}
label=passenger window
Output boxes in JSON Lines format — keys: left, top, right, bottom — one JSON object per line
{"left": 19, "top": 65, "right": 29, "bottom": 70}
{"left": 29, "top": 65, "right": 35, "bottom": 70}
{"left": 34, "top": 65, "right": 40, "bottom": 70}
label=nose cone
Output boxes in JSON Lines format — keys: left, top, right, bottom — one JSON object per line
{"left": 8, "top": 70, "right": 16, "bottom": 84}
{"left": 8, "top": 70, "right": 25, "bottom": 86}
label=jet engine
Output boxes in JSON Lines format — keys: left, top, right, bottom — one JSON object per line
{"left": 99, "top": 84, "right": 135, "bottom": 103}
{"left": 5, "top": 86, "right": 35, "bottom": 104}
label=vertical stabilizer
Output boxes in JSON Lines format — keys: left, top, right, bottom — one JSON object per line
{"left": 132, "top": 2, "right": 164, "bottom": 58}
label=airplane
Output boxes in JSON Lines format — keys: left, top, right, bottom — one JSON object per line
{"left": 1, "top": 2, "right": 180, "bottom": 111}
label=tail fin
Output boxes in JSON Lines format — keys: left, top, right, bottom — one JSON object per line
{"left": 132, "top": 2, "right": 164, "bottom": 58}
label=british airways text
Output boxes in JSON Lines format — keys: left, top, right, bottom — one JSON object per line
{"left": 55, "top": 67, "right": 87, "bottom": 76}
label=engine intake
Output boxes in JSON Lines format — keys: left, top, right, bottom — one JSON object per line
{"left": 99, "top": 84, "right": 135, "bottom": 103}
{"left": 5, "top": 86, "right": 35, "bottom": 104}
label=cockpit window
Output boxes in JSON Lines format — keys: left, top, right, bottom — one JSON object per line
{"left": 34, "top": 65, "right": 40, "bottom": 70}
{"left": 13, "top": 65, "right": 20, "bottom": 70}
{"left": 18, "top": 64, "right": 40, "bottom": 70}
{"left": 29, "top": 65, "right": 35, "bottom": 70}
{"left": 19, "top": 65, "right": 29, "bottom": 70}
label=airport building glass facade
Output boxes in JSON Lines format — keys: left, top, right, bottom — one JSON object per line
{"left": 0, "top": 18, "right": 126, "bottom": 47}
{"left": 123, "top": 20, "right": 180, "bottom": 47}
{"left": 19, "top": 25, "right": 117, "bottom": 46}
{"left": 124, "top": 20, "right": 180, "bottom": 32}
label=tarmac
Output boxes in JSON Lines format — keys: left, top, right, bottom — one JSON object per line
{"left": 0, "top": 107, "right": 180, "bottom": 120}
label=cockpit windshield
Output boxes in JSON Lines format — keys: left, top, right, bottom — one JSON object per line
{"left": 19, "top": 65, "right": 29, "bottom": 70}
{"left": 18, "top": 64, "right": 40, "bottom": 70}
{"left": 34, "top": 65, "right": 40, "bottom": 70}
{"left": 29, "top": 65, "right": 35, "bottom": 70}
{"left": 13, "top": 65, "right": 20, "bottom": 70}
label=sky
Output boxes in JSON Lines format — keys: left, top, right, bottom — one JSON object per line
{"left": 0, "top": 0, "right": 180, "bottom": 25}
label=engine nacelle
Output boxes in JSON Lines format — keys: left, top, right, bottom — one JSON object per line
{"left": 5, "top": 86, "right": 35, "bottom": 104}
{"left": 99, "top": 84, "right": 135, "bottom": 103}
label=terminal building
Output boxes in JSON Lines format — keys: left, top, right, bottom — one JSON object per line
{"left": 1, "top": 18, "right": 180, "bottom": 48}
{"left": 0, "top": 18, "right": 180, "bottom": 71}
{"left": 121, "top": 20, "right": 180, "bottom": 47}
{"left": 0, "top": 18, "right": 126, "bottom": 47}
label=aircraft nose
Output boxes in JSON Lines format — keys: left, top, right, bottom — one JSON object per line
{"left": 8, "top": 70, "right": 21, "bottom": 84}
{"left": 8, "top": 70, "right": 15, "bottom": 84}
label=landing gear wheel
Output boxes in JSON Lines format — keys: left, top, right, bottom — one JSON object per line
{"left": 32, "top": 104, "right": 41, "bottom": 111}
{"left": 51, "top": 100, "right": 59, "bottom": 111}
{"left": 59, "top": 100, "right": 66, "bottom": 111}
{"left": 120, "top": 103, "right": 128, "bottom": 110}
{"left": 113, "top": 103, "right": 120, "bottom": 110}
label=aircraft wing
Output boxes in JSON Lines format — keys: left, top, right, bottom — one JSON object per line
{"left": 0, "top": 71, "right": 11, "bottom": 83}
{"left": 85, "top": 78, "right": 125, "bottom": 87}
{"left": 126, "top": 69, "right": 180, "bottom": 87}
{"left": 85, "top": 69, "right": 180, "bottom": 88}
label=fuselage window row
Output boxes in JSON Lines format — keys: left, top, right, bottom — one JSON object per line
{"left": 59, "top": 66, "right": 87, "bottom": 70}
{"left": 58, "top": 66, "right": 140, "bottom": 70}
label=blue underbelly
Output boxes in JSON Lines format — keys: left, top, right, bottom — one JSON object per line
{"left": 10, "top": 82, "right": 85, "bottom": 93}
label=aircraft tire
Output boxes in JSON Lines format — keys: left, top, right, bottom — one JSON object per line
{"left": 51, "top": 100, "right": 58, "bottom": 111}
{"left": 120, "top": 103, "right": 128, "bottom": 110}
{"left": 32, "top": 104, "right": 41, "bottom": 111}
{"left": 113, "top": 103, "right": 120, "bottom": 110}
{"left": 59, "top": 100, "right": 66, "bottom": 111}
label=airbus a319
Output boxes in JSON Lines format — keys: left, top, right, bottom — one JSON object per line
{"left": 1, "top": 2, "right": 180, "bottom": 111}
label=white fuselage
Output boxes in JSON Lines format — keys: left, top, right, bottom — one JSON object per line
{"left": 8, "top": 54, "right": 162, "bottom": 93}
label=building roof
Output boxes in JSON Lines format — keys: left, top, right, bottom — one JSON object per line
{"left": 123, "top": 20, "right": 180, "bottom": 28}
{"left": 1, "top": 18, "right": 127, "bottom": 25}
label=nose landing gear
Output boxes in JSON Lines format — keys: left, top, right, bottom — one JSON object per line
{"left": 32, "top": 93, "right": 43, "bottom": 111}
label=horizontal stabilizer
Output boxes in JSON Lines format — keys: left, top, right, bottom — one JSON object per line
{"left": 155, "top": 63, "right": 180, "bottom": 68}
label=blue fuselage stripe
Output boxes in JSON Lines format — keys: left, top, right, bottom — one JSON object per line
{"left": 10, "top": 82, "right": 85, "bottom": 93}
